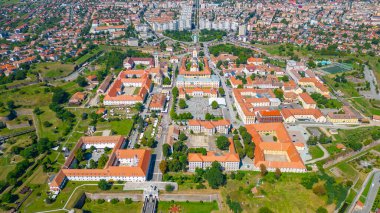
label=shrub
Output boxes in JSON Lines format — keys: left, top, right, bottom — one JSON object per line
{"left": 165, "top": 184, "right": 175, "bottom": 192}
{"left": 313, "top": 183, "right": 327, "bottom": 196}
{"left": 125, "top": 198, "right": 133, "bottom": 204}
{"left": 110, "top": 198, "right": 119, "bottom": 204}
{"left": 97, "top": 199, "right": 105, "bottom": 204}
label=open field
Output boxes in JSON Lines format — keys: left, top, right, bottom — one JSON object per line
{"left": 75, "top": 47, "right": 104, "bottom": 65}
{"left": 0, "top": 84, "right": 52, "bottom": 108}
{"left": 31, "top": 62, "right": 75, "bottom": 79}
{"left": 157, "top": 201, "right": 219, "bottom": 213}
{"left": 221, "top": 172, "right": 335, "bottom": 213}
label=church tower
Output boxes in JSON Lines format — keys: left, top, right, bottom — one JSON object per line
{"left": 192, "top": 48, "right": 198, "bottom": 58}
{"left": 153, "top": 51, "right": 159, "bottom": 68}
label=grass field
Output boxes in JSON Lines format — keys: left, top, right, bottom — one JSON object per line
{"left": 75, "top": 47, "right": 103, "bottom": 65}
{"left": 157, "top": 201, "right": 219, "bottom": 213}
{"left": 96, "top": 119, "right": 134, "bottom": 136}
{"left": 31, "top": 62, "right": 75, "bottom": 79}
{"left": 309, "top": 146, "right": 324, "bottom": 159}
{"left": 359, "top": 173, "right": 374, "bottom": 203}
{"left": 349, "top": 97, "right": 380, "bottom": 116}
{"left": 0, "top": 84, "right": 52, "bottom": 108}
{"left": 36, "top": 106, "right": 67, "bottom": 141}
{"left": 221, "top": 172, "right": 334, "bottom": 213}
{"left": 82, "top": 201, "right": 142, "bottom": 213}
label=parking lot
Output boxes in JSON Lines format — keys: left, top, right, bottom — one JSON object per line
{"left": 285, "top": 124, "right": 312, "bottom": 162}
{"left": 177, "top": 97, "right": 223, "bottom": 119}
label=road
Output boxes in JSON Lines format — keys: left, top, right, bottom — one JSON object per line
{"left": 203, "top": 42, "right": 243, "bottom": 127}
{"left": 348, "top": 169, "right": 380, "bottom": 213}
{"left": 361, "top": 171, "right": 380, "bottom": 213}
{"left": 363, "top": 65, "right": 380, "bottom": 100}
{"left": 58, "top": 52, "right": 104, "bottom": 82}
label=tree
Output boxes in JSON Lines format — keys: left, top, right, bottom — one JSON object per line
{"left": 98, "top": 154, "right": 109, "bottom": 168}
{"left": 1, "top": 192, "right": 18, "bottom": 203}
{"left": 159, "top": 160, "right": 168, "bottom": 173}
{"left": 205, "top": 162, "right": 226, "bottom": 189}
{"left": 89, "top": 159, "right": 97, "bottom": 169}
{"left": 76, "top": 75, "right": 88, "bottom": 87}
{"left": 165, "top": 184, "right": 174, "bottom": 192}
{"left": 43, "top": 121, "right": 53, "bottom": 127}
{"left": 82, "top": 112, "right": 88, "bottom": 120}
{"left": 178, "top": 99, "right": 187, "bottom": 109}
{"left": 125, "top": 198, "right": 133, "bottom": 204}
{"left": 216, "top": 136, "right": 230, "bottom": 150}
{"left": 226, "top": 195, "right": 243, "bottom": 213}
{"left": 273, "top": 89, "right": 284, "bottom": 100}
{"left": 260, "top": 164, "right": 268, "bottom": 176}
{"left": 312, "top": 183, "right": 326, "bottom": 196}
{"left": 282, "top": 75, "right": 289, "bottom": 82}
{"left": 75, "top": 149, "right": 84, "bottom": 162}
{"left": 178, "top": 132, "right": 188, "bottom": 141}
{"left": 172, "top": 87, "right": 179, "bottom": 98}
{"left": 218, "top": 88, "right": 225, "bottom": 96}
{"left": 98, "top": 179, "right": 111, "bottom": 190}
{"left": 211, "top": 101, "right": 219, "bottom": 109}
{"left": 33, "top": 107, "right": 43, "bottom": 115}
{"left": 52, "top": 87, "right": 69, "bottom": 104}
{"left": 110, "top": 198, "right": 119, "bottom": 204}
{"left": 259, "top": 207, "right": 274, "bottom": 213}
{"left": 134, "top": 102, "right": 144, "bottom": 112}
{"left": 316, "top": 207, "right": 328, "bottom": 213}
{"left": 6, "top": 100, "right": 15, "bottom": 110}
{"left": 163, "top": 77, "right": 171, "bottom": 85}
{"left": 275, "top": 168, "right": 282, "bottom": 179}
{"left": 162, "top": 144, "right": 171, "bottom": 158}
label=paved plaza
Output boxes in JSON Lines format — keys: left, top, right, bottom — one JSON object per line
{"left": 177, "top": 97, "right": 223, "bottom": 119}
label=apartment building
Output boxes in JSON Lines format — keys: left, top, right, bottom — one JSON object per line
{"left": 187, "top": 119, "right": 231, "bottom": 135}
{"left": 188, "top": 139, "right": 240, "bottom": 172}
{"left": 49, "top": 136, "right": 151, "bottom": 193}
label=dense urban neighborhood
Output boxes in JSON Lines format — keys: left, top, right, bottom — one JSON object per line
{"left": 1, "top": 0, "right": 380, "bottom": 212}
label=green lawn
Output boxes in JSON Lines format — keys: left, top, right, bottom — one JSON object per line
{"left": 82, "top": 201, "right": 142, "bottom": 213}
{"left": 96, "top": 119, "right": 134, "bottom": 136}
{"left": 336, "top": 163, "right": 358, "bottom": 179}
{"left": 144, "top": 124, "right": 153, "bottom": 139}
{"left": 309, "top": 146, "right": 324, "bottom": 159}
{"left": 157, "top": 201, "right": 219, "bottom": 213}
{"left": 31, "top": 62, "right": 75, "bottom": 79}
{"left": 359, "top": 173, "right": 374, "bottom": 203}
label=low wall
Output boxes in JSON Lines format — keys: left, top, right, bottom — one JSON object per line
{"left": 123, "top": 181, "right": 178, "bottom": 191}
{"left": 84, "top": 192, "right": 219, "bottom": 203}
{"left": 85, "top": 192, "right": 143, "bottom": 201}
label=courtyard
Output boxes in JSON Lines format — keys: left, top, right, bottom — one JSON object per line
{"left": 187, "top": 134, "right": 217, "bottom": 151}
